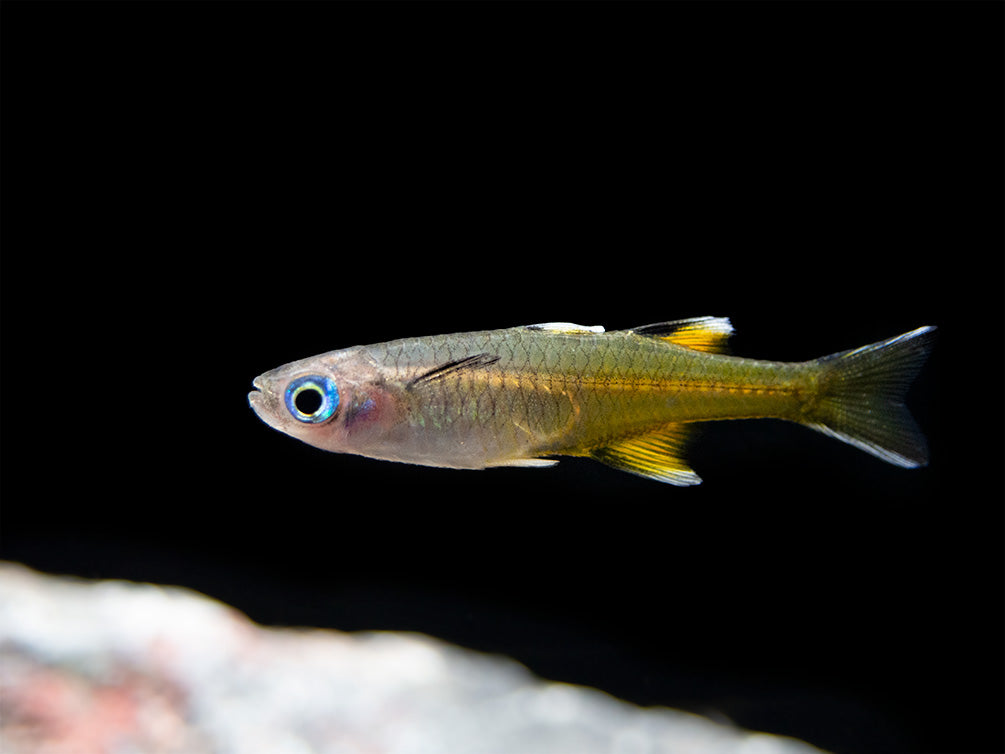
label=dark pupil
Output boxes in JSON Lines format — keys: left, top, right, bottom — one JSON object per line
{"left": 295, "top": 387, "right": 323, "bottom": 415}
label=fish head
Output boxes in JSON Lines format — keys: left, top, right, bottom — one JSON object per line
{"left": 248, "top": 347, "right": 402, "bottom": 456}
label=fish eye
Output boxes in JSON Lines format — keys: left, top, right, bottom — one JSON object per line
{"left": 284, "top": 375, "right": 339, "bottom": 424}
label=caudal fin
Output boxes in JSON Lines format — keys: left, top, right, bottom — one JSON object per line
{"left": 803, "top": 326, "right": 936, "bottom": 468}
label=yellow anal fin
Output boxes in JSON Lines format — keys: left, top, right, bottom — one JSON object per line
{"left": 590, "top": 424, "right": 701, "bottom": 486}
{"left": 631, "top": 316, "right": 733, "bottom": 354}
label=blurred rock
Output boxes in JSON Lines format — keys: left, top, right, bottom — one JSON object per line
{"left": 0, "top": 562, "right": 827, "bottom": 754}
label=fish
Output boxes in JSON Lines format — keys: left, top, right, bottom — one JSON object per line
{"left": 248, "top": 318, "right": 936, "bottom": 485}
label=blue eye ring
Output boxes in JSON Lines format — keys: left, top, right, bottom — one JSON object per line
{"left": 284, "top": 375, "right": 339, "bottom": 424}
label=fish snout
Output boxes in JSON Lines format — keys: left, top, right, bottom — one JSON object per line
{"left": 248, "top": 374, "right": 280, "bottom": 426}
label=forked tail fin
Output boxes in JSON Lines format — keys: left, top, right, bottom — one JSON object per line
{"left": 803, "top": 326, "right": 936, "bottom": 468}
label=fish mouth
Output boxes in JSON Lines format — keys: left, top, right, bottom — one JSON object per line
{"left": 248, "top": 373, "right": 289, "bottom": 433}
{"left": 248, "top": 375, "right": 270, "bottom": 418}
{"left": 248, "top": 382, "right": 283, "bottom": 433}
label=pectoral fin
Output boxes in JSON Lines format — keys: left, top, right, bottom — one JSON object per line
{"left": 590, "top": 424, "right": 701, "bottom": 486}
{"left": 406, "top": 354, "right": 501, "bottom": 390}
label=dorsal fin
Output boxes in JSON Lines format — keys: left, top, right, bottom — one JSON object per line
{"left": 589, "top": 424, "right": 701, "bottom": 486}
{"left": 406, "top": 353, "right": 500, "bottom": 390}
{"left": 631, "top": 316, "right": 733, "bottom": 354}
{"left": 526, "top": 322, "right": 606, "bottom": 334}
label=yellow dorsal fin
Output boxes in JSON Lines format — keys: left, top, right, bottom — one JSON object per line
{"left": 631, "top": 316, "right": 733, "bottom": 354}
{"left": 590, "top": 424, "right": 701, "bottom": 486}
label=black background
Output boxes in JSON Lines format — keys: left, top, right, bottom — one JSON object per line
{"left": 2, "top": 3, "right": 1002, "bottom": 754}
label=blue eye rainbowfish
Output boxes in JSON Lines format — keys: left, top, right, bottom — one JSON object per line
{"left": 248, "top": 318, "right": 935, "bottom": 485}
